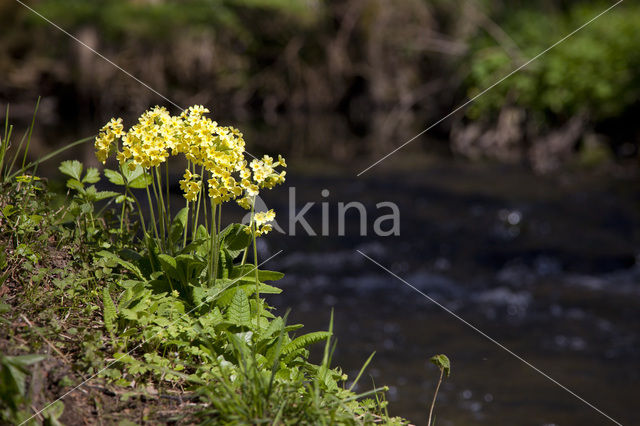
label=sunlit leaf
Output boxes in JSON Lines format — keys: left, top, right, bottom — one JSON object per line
{"left": 59, "top": 160, "right": 83, "bottom": 181}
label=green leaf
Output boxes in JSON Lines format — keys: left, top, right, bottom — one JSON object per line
{"left": 227, "top": 288, "right": 251, "bottom": 327}
{"left": 429, "top": 354, "right": 451, "bottom": 378}
{"left": 2, "top": 204, "right": 16, "bottom": 217}
{"left": 230, "top": 266, "right": 284, "bottom": 282}
{"left": 195, "top": 225, "right": 209, "bottom": 257}
{"left": 9, "top": 354, "right": 46, "bottom": 366}
{"left": 262, "top": 316, "right": 284, "bottom": 339}
{"left": 169, "top": 208, "right": 189, "bottom": 248}
{"left": 83, "top": 167, "right": 100, "bottom": 183}
{"left": 97, "top": 250, "right": 145, "bottom": 281}
{"left": 66, "top": 178, "right": 84, "bottom": 193}
{"left": 215, "top": 283, "right": 281, "bottom": 306}
{"left": 103, "top": 287, "right": 117, "bottom": 334}
{"left": 94, "top": 190, "right": 120, "bottom": 201}
{"left": 157, "top": 254, "right": 181, "bottom": 281}
{"left": 1, "top": 353, "right": 45, "bottom": 397}
{"left": 104, "top": 169, "right": 125, "bottom": 186}
{"left": 42, "top": 400, "right": 65, "bottom": 426}
{"left": 122, "top": 162, "right": 151, "bottom": 188}
{"left": 220, "top": 223, "right": 252, "bottom": 257}
{"left": 282, "top": 331, "right": 331, "bottom": 356}
{"left": 59, "top": 160, "right": 83, "bottom": 181}
{"left": 128, "top": 173, "right": 152, "bottom": 189}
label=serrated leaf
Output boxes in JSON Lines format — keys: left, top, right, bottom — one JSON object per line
{"left": 83, "top": 167, "right": 100, "bottom": 183}
{"left": 59, "top": 160, "right": 83, "bottom": 181}
{"left": 263, "top": 316, "right": 284, "bottom": 339}
{"left": 227, "top": 288, "right": 251, "bottom": 327}
{"left": 94, "top": 190, "right": 120, "bottom": 201}
{"left": 103, "top": 287, "right": 117, "bottom": 334}
{"left": 282, "top": 331, "right": 331, "bottom": 356}
{"left": 104, "top": 169, "right": 125, "bottom": 186}
{"left": 66, "top": 178, "right": 84, "bottom": 192}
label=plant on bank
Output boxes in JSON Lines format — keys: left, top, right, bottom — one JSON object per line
{"left": 69, "top": 105, "right": 407, "bottom": 424}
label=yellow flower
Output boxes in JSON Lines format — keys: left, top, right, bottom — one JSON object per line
{"left": 94, "top": 105, "right": 286, "bottom": 204}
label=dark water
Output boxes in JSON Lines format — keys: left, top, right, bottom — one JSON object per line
{"left": 29, "top": 114, "right": 640, "bottom": 425}
{"left": 260, "top": 162, "right": 639, "bottom": 426}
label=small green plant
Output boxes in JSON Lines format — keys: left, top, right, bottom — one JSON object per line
{"left": 428, "top": 354, "right": 450, "bottom": 426}
{"left": 0, "top": 352, "right": 64, "bottom": 425}
{"left": 1, "top": 103, "right": 425, "bottom": 424}
{"left": 52, "top": 105, "right": 406, "bottom": 423}
{"left": 58, "top": 160, "right": 119, "bottom": 239}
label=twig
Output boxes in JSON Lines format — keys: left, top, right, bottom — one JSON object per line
{"left": 20, "top": 313, "right": 70, "bottom": 363}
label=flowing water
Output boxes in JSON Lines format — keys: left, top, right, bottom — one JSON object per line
{"left": 31, "top": 113, "right": 640, "bottom": 425}
{"left": 260, "top": 163, "right": 640, "bottom": 426}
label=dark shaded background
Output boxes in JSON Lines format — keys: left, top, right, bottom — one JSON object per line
{"left": 2, "top": 0, "right": 639, "bottom": 424}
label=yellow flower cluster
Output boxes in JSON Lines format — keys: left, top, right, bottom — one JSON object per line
{"left": 95, "top": 118, "right": 124, "bottom": 163}
{"left": 94, "top": 106, "right": 286, "bottom": 212}
{"left": 250, "top": 209, "right": 276, "bottom": 236}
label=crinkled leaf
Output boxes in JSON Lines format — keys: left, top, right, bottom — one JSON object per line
{"left": 227, "top": 288, "right": 251, "bottom": 327}
{"left": 429, "top": 354, "right": 451, "bottom": 378}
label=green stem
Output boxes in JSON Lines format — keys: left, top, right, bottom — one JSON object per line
{"left": 144, "top": 170, "right": 160, "bottom": 242}
{"left": 21, "top": 96, "right": 40, "bottom": 170}
{"left": 182, "top": 200, "right": 189, "bottom": 249}
{"left": 252, "top": 215, "right": 260, "bottom": 329}
{"left": 214, "top": 204, "right": 222, "bottom": 283}
{"left": 192, "top": 165, "right": 204, "bottom": 242}
{"left": 119, "top": 196, "right": 126, "bottom": 235}
{"left": 165, "top": 161, "right": 170, "bottom": 221}
{"left": 428, "top": 369, "right": 444, "bottom": 426}
{"left": 150, "top": 168, "right": 165, "bottom": 251}
{"left": 240, "top": 203, "right": 255, "bottom": 265}
{"left": 154, "top": 166, "right": 169, "bottom": 251}
{"left": 127, "top": 186, "right": 146, "bottom": 234}
{"left": 9, "top": 135, "right": 93, "bottom": 181}
{"left": 208, "top": 201, "right": 217, "bottom": 287}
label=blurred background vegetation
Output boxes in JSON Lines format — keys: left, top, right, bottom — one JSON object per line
{"left": 1, "top": 0, "right": 639, "bottom": 172}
